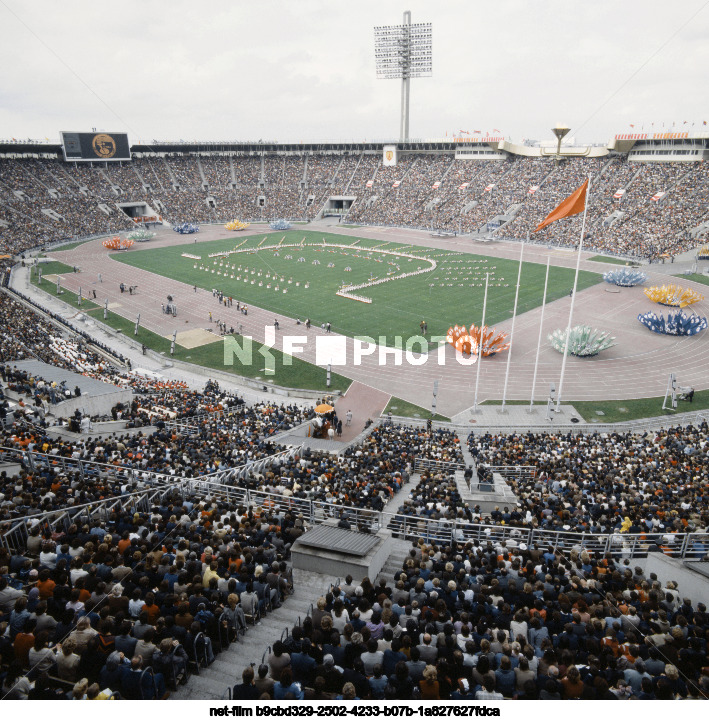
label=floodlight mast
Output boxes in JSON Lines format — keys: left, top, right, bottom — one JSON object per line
{"left": 374, "top": 11, "right": 432, "bottom": 142}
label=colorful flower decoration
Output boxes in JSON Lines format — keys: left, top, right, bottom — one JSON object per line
{"left": 697, "top": 245, "right": 709, "bottom": 260}
{"left": 173, "top": 223, "right": 199, "bottom": 234}
{"left": 102, "top": 236, "right": 134, "bottom": 250}
{"left": 127, "top": 229, "right": 155, "bottom": 242}
{"left": 446, "top": 324, "right": 510, "bottom": 357}
{"left": 225, "top": 220, "right": 250, "bottom": 231}
{"left": 603, "top": 268, "right": 647, "bottom": 287}
{"left": 637, "top": 310, "right": 708, "bottom": 336}
{"left": 548, "top": 325, "right": 615, "bottom": 357}
{"left": 269, "top": 219, "right": 292, "bottom": 230}
{"left": 644, "top": 284, "right": 704, "bottom": 308}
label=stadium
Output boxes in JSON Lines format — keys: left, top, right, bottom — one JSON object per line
{"left": 1, "top": 1, "right": 709, "bottom": 708}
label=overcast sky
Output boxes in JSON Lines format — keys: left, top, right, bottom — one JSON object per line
{"left": 1, "top": 0, "right": 708, "bottom": 146}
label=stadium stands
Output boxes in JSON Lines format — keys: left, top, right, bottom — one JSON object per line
{"left": 0, "top": 272, "right": 708, "bottom": 699}
{"left": 2, "top": 152, "right": 708, "bottom": 260}
{"left": 1, "top": 143, "right": 709, "bottom": 701}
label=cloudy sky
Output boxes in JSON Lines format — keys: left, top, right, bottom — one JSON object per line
{"left": 1, "top": 0, "right": 708, "bottom": 146}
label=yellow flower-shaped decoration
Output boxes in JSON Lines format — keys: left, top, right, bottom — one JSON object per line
{"left": 644, "top": 284, "right": 704, "bottom": 308}
{"left": 225, "top": 220, "right": 250, "bottom": 231}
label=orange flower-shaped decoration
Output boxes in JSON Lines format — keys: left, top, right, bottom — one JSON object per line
{"left": 469, "top": 324, "right": 510, "bottom": 356}
{"left": 102, "top": 236, "right": 134, "bottom": 251}
{"left": 446, "top": 325, "right": 475, "bottom": 355}
{"left": 446, "top": 324, "right": 510, "bottom": 357}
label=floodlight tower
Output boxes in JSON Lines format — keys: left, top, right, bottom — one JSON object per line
{"left": 374, "top": 11, "right": 432, "bottom": 142}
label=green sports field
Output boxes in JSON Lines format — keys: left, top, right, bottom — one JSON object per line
{"left": 112, "top": 230, "right": 602, "bottom": 347}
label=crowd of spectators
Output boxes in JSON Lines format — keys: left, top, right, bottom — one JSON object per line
{"left": 0, "top": 482, "right": 298, "bottom": 699}
{"left": 2, "top": 153, "right": 708, "bottom": 259}
{"left": 470, "top": 425, "right": 709, "bottom": 538}
{"left": 237, "top": 535, "right": 709, "bottom": 700}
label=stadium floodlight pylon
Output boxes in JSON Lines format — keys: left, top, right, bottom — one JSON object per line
{"left": 374, "top": 11, "right": 432, "bottom": 141}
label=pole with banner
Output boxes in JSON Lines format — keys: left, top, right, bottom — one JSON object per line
{"left": 556, "top": 176, "right": 591, "bottom": 411}
{"left": 104, "top": 298, "right": 108, "bottom": 320}
{"left": 134, "top": 313, "right": 140, "bottom": 336}
{"left": 170, "top": 330, "right": 177, "bottom": 356}
{"left": 431, "top": 379, "right": 439, "bottom": 416}
{"left": 77, "top": 287, "right": 82, "bottom": 306}
{"left": 56, "top": 276, "right": 61, "bottom": 294}
{"left": 531, "top": 176, "right": 590, "bottom": 413}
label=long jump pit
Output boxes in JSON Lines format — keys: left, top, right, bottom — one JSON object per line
{"left": 167, "top": 328, "right": 221, "bottom": 348}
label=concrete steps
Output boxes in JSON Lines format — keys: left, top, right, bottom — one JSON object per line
{"left": 169, "top": 568, "right": 333, "bottom": 700}
{"left": 378, "top": 543, "right": 413, "bottom": 583}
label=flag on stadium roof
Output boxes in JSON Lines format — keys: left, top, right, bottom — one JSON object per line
{"left": 534, "top": 179, "right": 588, "bottom": 233}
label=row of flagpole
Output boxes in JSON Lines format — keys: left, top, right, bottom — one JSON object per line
{"left": 471, "top": 174, "right": 591, "bottom": 413}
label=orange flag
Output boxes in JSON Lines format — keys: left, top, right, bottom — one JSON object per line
{"left": 533, "top": 178, "right": 588, "bottom": 233}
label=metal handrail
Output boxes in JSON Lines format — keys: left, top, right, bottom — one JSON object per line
{"left": 484, "top": 465, "right": 536, "bottom": 480}
{"left": 2, "top": 447, "right": 707, "bottom": 562}
{"left": 163, "top": 404, "right": 245, "bottom": 432}
{"left": 414, "top": 457, "right": 466, "bottom": 473}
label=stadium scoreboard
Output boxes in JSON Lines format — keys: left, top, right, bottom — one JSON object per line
{"left": 60, "top": 131, "right": 131, "bottom": 162}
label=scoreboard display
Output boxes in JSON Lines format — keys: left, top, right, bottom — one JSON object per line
{"left": 60, "top": 131, "right": 131, "bottom": 162}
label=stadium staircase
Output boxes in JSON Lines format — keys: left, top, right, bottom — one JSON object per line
{"left": 169, "top": 473, "right": 427, "bottom": 698}
{"left": 492, "top": 203, "right": 523, "bottom": 232}
{"left": 98, "top": 168, "right": 121, "bottom": 196}
{"left": 228, "top": 156, "right": 238, "bottom": 187}
{"left": 343, "top": 152, "right": 364, "bottom": 195}
{"left": 196, "top": 157, "right": 208, "bottom": 190}
{"left": 378, "top": 540, "right": 417, "bottom": 586}
{"left": 330, "top": 156, "right": 345, "bottom": 187}
{"left": 161, "top": 157, "right": 181, "bottom": 190}
{"left": 170, "top": 568, "right": 336, "bottom": 700}
{"left": 690, "top": 220, "right": 709, "bottom": 239}
{"left": 132, "top": 165, "right": 151, "bottom": 193}
{"left": 145, "top": 158, "right": 168, "bottom": 191}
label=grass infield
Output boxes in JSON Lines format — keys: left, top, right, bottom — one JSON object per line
{"left": 112, "top": 230, "right": 602, "bottom": 348}
{"left": 587, "top": 255, "right": 634, "bottom": 266}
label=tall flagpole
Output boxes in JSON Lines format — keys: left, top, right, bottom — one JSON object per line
{"left": 501, "top": 241, "right": 524, "bottom": 411}
{"left": 556, "top": 174, "right": 591, "bottom": 411}
{"left": 473, "top": 272, "right": 489, "bottom": 412}
{"left": 529, "top": 256, "right": 550, "bottom": 412}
